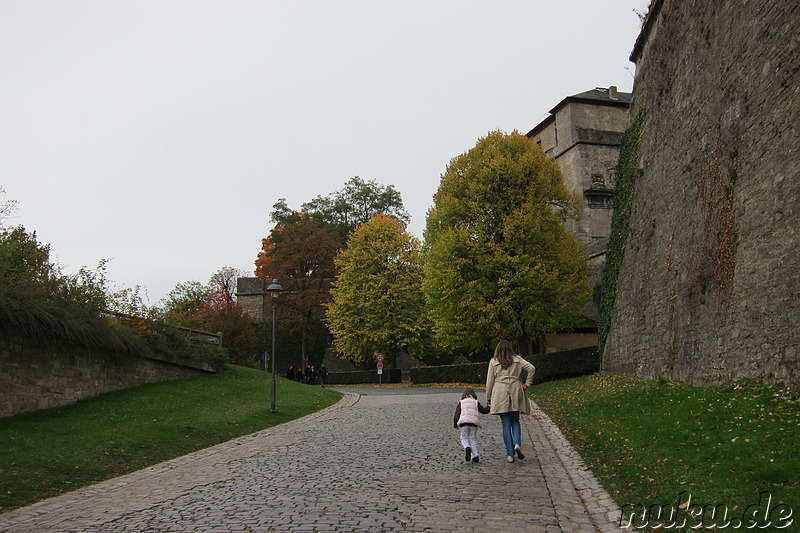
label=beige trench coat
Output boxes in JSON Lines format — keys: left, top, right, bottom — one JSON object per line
{"left": 486, "top": 355, "right": 536, "bottom": 415}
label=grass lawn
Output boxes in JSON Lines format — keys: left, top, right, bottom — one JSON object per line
{"left": 531, "top": 373, "right": 798, "bottom": 530}
{"left": 0, "top": 364, "right": 341, "bottom": 512}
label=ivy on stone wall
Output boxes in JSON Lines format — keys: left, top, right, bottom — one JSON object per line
{"left": 596, "top": 108, "right": 645, "bottom": 357}
{"left": 686, "top": 141, "right": 738, "bottom": 307}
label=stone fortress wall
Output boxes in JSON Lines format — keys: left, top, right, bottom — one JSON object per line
{"left": 602, "top": 0, "right": 799, "bottom": 385}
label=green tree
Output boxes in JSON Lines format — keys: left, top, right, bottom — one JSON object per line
{"left": 161, "top": 281, "right": 209, "bottom": 329}
{"left": 0, "top": 187, "right": 18, "bottom": 227}
{"left": 0, "top": 226, "right": 54, "bottom": 301}
{"left": 271, "top": 176, "right": 410, "bottom": 243}
{"left": 51, "top": 260, "right": 111, "bottom": 319}
{"left": 108, "top": 285, "right": 155, "bottom": 318}
{"left": 0, "top": 225, "right": 109, "bottom": 317}
{"left": 424, "top": 130, "right": 591, "bottom": 356}
{"left": 326, "top": 214, "right": 428, "bottom": 368}
{"left": 204, "top": 304, "right": 255, "bottom": 366}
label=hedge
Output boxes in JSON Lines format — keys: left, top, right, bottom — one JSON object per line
{"left": 409, "top": 346, "right": 599, "bottom": 385}
{"left": 528, "top": 346, "right": 599, "bottom": 382}
{"left": 323, "top": 347, "right": 599, "bottom": 385}
{"left": 325, "top": 368, "right": 403, "bottom": 385}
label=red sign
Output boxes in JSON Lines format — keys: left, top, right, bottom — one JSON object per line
{"left": 376, "top": 353, "right": 385, "bottom": 363}
{"left": 377, "top": 361, "right": 384, "bottom": 371}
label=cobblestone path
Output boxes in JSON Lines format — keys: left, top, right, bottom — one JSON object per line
{"left": 0, "top": 387, "right": 623, "bottom": 532}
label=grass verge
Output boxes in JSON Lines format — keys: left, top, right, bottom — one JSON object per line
{"left": 531, "top": 373, "right": 798, "bottom": 530}
{"left": 0, "top": 364, "right": 341, "bottom": 512}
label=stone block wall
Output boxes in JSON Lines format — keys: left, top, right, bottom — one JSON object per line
{"left": 236, "top": 277, "right": 265, "bottom": 323}
{"left": 527, "top": 90, "right": 630, "bottom": 249}
{"left": 557, "top": 143, "right": 620, "bottom": 241}
{"left": 557, "top": 103, "right": 629, "bottom": 155}
{"left": 603, "top": 0, "right": 799, "bottom": 385}
{"left": 0, "top": 335, "right": 213, "bottom": 418}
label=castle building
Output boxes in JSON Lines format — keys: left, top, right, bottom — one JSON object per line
{"left": 235, "top": 276, "right": 265, "bottom": 323}
{"left": 526, "top": 86, "right": 631, "bottom": 267}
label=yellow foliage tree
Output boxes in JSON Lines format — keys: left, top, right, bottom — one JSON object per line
{"left": 326, "top": 214, "right": 429, "bottom": 368}
{"left": 424, "top": 130, "right": 591, "bottom": 356}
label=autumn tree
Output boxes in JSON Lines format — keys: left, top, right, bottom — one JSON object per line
{"left": 161, "top": 276, "right": 255, "bottom": 366}
{"left": 258, "top": 177, "right": 411, "bottom": 368}
{"left": 424, "top": 130, "right": 591, "bottom": 356}
{"left": 208, "top": 266, "right": 246, "bottom": 304}
{"left": 255, "top": 214, "right": 340, "bottom": 369}
{"left": 202, "top": 299, "right": 255, "bottom": 366}
{"left": 326, "top": 214, "right": 429, "bottom": 368}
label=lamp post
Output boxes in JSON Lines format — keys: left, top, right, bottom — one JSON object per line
{"left": 266, "top": 278, "right": 284, "bottom": 412}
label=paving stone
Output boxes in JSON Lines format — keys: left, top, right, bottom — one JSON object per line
{"left": 0, "top": 388, "right": 624, "bottom": 532}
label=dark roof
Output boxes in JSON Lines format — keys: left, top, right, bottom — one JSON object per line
{"left": 236, "top": 276, "right": 265, "bottom": 295}
{"left": 526, "top": 86, "right": 632, "bottom": 138}
{"left": 565, "top": 87, "right": 632, "bottom": 107}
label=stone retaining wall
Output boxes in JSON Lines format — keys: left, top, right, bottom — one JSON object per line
{"left": 0, "top": 334, "right": 214, "bottom": 418}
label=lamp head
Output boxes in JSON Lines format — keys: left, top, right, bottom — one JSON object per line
{"left": 266, "top": 279, "right": 284, "bottom": 298}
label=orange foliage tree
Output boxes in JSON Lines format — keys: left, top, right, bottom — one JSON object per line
{"left": 256, "top": 214, "right": 340, "bottom": 369}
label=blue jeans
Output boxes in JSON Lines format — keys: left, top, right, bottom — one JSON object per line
{"left": 499, "top": 411, "right": 521, "bottom": 456}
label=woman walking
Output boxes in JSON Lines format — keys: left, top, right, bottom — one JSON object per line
{"left": 485, "top": 340, "right": 536, "bottom": 462}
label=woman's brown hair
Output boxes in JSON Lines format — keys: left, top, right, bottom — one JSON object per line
{"left": 493, "top": 339, "right": 516, "bottom": 369}
{"left": 461, "top": 387, "right": 477, "bottom": 399}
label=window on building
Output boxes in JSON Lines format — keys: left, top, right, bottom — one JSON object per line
{"left": 586, "top": 194, "right": 612, "bottom": 209}
{"left": 585, "top": 171, "right": 613, "bottom": 209}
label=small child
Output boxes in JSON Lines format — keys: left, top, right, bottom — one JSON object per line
{"left": 453, "top": 387, "right": 490, "bottom": 463}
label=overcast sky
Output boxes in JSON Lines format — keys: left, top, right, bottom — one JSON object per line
{"left": 1, "top": 1, "right": 646, "bottom": 305}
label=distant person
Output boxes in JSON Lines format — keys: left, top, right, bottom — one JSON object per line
{"left": 287, "top": 365, "right": 295, "bottom": 381}
{"left": 485, "top": 340, "right": 535, "bottom": 463}
{"left": 453, "top": 387, "right": 490, "bottom": 463}
{"left": 306, "top": 365, "right": 316, "bottom": 385}
{"left": 318, "top": 363, "right": 329, "bottom": 387}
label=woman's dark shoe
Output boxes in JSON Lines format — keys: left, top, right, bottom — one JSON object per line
{"left": 515, "top": 444, "right": 525, "bottom": 460}
{"left": 465, "top": 447, "right": 472, "bottom": 462}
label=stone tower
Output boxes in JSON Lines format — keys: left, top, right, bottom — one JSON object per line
{"left": 235, "top": 277, "right": 265, "bottom": 323}
{"left": 526, "top": 86, "right": 632, "bottom": 256}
